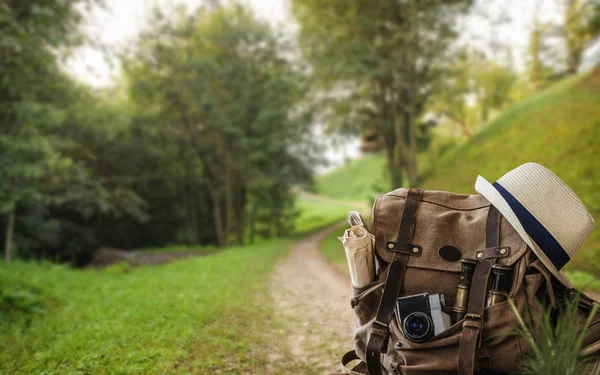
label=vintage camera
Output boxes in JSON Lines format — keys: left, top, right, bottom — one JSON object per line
{"left": 396, "top": 293, "right": 452, "bottom": 343}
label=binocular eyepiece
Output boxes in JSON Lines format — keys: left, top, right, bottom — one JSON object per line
{"left": 487, "top": 264, "right": 512, "bottom": 307}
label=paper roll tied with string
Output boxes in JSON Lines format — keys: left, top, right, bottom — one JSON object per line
{"left": 339, "top": 211, "right": 376, "bottom": 288}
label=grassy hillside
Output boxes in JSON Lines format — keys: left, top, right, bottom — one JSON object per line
{"left": 0, "top": 240, "right": 298, "bottom": 374}
{"left": 315, "top": 153, "right": 388, "bottom": 202}
{"left": 317, "top": 68, "right": 600, "bottom": 280}
{"left": 294, "top": 195, "right": 367, "bottom": 235}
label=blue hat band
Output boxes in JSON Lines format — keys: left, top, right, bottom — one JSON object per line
{"left": 492, "top": 182, "right": 570, "bottom": 270}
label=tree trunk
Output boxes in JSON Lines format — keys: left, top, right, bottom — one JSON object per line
{"left": 385, "top": 146, "right": 402, "bottom": 190}
{"left": 404, "top": 111, "right": 418, "bottom": 186}
{"left": 234, "top": 185, "right": 247, "bottom": 246}
{"left": 189, "top": 185, "right": 199, "bottom": 245}
{"left": 249, "top": 202, "right": 257, "bottom": 245}
{"left": 4, "top": 208, "right": 15, "bottom": 262}
{"left": 220, "top": 140, "right": 232, "bottom": 247}
{"left": 459, "top": 121, "right": 471, "bottom": 139}
{"left": 213, "top": 198, "right": 227, "bottom": 247}
{"left": 565, "top": 0, "right": 582, "bottom": 75}
{"left": 182, "top": 178, "right": 190, "bottom": 244}
{"left": 391, "top": 91, "right": 411, "bottom": 189}
{"left": 182, "top": 174, "right": 195, "bottom": 245}
{"left": 207, "top": 186, "right": 227, "bottom": 247}
{"left": 481, "top": 104, "right": 490, "bottom": 126}
{"left": 443, "top": 111, "right": 471, "bottom": 138}
{"left": 405, "top": 1, "right": 419, "bottom": 187}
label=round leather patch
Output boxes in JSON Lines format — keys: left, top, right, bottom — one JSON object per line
{"left": 439, "top": 246, "right": 462, "bottom": 262}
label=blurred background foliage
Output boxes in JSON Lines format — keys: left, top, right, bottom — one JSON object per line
{"left": 1, "top": 0, "right": 316, "bottom": 265}
{"left": 1, "top": 0, "right": 600, "bottom": 372}
{"left": 2, "top": 0, "right": 599, "bottom": 265}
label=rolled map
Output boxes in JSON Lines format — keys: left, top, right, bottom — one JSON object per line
{"left": 338, "top": 211, "right": 376, "bottom": 288}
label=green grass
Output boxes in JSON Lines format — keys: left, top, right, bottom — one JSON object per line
{"left": 315, "top": 154, "right": 388, "bottom": 202}
{"left": 316, "top": 68, "right": 600, "bottom": 283}
{"left": 509, "top": 296, "right": 599, "bottom": 375}
{"left": 0, "top": 240, "right": 290, "bottom": 374}
{"left": 294, "top": 195, "right": 367, "bottom": 236}
{"left": 0, "top": 191, "right": 364, "bottom": 374}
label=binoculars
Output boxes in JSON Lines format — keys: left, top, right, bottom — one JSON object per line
{"left": 451, "top": 258, "right": 513, "bottom": 322}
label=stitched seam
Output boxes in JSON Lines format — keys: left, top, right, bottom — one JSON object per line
{"left": 384, "top": 194, "right": 490, "bottom": 211}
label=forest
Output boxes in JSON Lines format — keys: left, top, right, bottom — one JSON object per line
{"left": 2, "top": 0, "right": 600, "bottom": 373}
{"left": 2, "top": 0, "right": 599, "bottom": 265}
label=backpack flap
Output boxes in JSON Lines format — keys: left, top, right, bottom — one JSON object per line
{"left": 372, "top": 188, "right": 529, "bottom": 273}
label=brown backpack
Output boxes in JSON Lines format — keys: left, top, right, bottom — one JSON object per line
{"left": 336, "top": 188, "right": 600, "bottom": 375}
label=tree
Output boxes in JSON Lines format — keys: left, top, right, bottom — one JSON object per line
{"left": 527, "top": 15, "right": 556, "bottom": 90}
{"left": 124, "top": 4, "right": 312, "bottom": 246}
{"left": 0, "top": 1, "right": 158, "bottom": 264}
{"left": 292, "top": 0, "right": 471, "bottom": 188}
{"left": 0, "top": 0, "right": 100, "bottom": 261}
{"left": 431, "top": 47, "right": 517, "bottom": 138}
{"left": 561, "top": 0, "right": 600, "bottom": 74}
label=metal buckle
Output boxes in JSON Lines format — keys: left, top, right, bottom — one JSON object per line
{"left": 372, "top": 320, "right": 388, "bottom": 331}
{"left": 465, "top": 313, "right": 482, "bottom": 321}
{"left": 370, "top": 320, "right": 389, "bottom": 337}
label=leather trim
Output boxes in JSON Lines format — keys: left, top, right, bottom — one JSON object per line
{"left": 385, "top": 241, "right": 422, "bottom": 256}
{"left": 476, "top": 246, "right": 510, "bottom": 260}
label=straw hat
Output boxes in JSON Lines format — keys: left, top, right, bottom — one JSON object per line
{"left": 475, "top": 162, "right": 595, "bottom": 287}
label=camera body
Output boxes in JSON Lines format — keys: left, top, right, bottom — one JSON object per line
{"left": 396, "top": 293, "right": 452, "bottom": 343}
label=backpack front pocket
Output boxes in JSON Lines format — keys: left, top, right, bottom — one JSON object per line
{"left": 391, "top": 290, "right": 528, "bottom": 375}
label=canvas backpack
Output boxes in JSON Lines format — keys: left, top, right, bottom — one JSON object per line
{"left": 334, "top": 188, "right": 600, "bottom": 375}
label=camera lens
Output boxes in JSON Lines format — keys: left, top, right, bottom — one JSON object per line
{"left": 403, "top": 312, "right": 433, "bottom": 343}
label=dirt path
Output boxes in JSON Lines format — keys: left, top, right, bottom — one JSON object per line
{"left": 269, "top": 225, "right": 354, "bottom": 374}
{"left": 90, "top": 248, "right": 211, "bottom": 267}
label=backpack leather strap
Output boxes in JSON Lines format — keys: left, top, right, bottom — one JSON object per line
{"left": 458, "top": 205, "right": 500, "bottom": 375}
{"left": 485, "top": 205, "right": 501, "bottom": 249}
{"left": 366, "top": 188, "right": 422, "bottom": 375}
{"left": 458, "top": 259, "right": 492, "bottom": 375}
{"left": 330, "top": 350, "right": 369, "bottom": 375}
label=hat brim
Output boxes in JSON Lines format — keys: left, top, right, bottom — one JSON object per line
{"left": 475, "top": 175, "right": 572, "bottom": 288}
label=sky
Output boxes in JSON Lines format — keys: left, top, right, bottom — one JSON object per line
{"left": 65, "top": 0, "right": 560, "bottom": 171}
{"left": 67, "top": 0, "right": 561, "bottom": 87}
{"left": 66, "top": 0, "right": 289, "bottom": 87}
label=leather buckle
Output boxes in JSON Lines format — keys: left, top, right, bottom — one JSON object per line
{"left": 368, "top": 320, "right": 390, "bottom": 356}
{"left": 464, "top": 313, "right": 483, "bottom": 322}
{"left": 463, "top": 313, "right": 483, "bottom": 328}
{"left": 371, "top": 320, "right": 389, "bottom": 336}
{"left": 464, "top": 313, "right": 484, "bottom": 347}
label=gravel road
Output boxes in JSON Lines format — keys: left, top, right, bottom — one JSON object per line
{"left": 269, "top": 225, "right": 355, "bottom": 374}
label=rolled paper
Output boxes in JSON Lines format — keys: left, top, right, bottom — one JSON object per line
{"left": 347, "top": 211, "right": 369, "bottom": 231}
{"left": 338, "top": 224, "right": 376, "bottom": 288}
